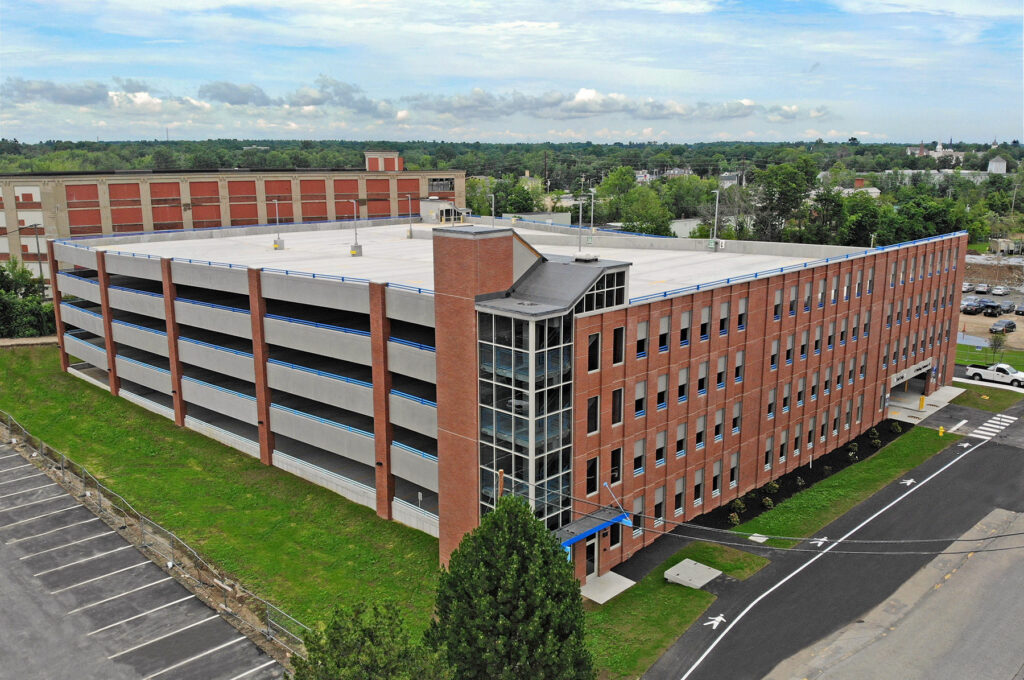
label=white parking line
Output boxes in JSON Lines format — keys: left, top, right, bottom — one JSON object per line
{"left": 0, "top": 494, "right": 69, "bottom": 513}
{"left": 5, "top": 516, "right": 100, "bottom": 544}
{"left": 143, "top": 637, "right": 247, "bottom": 680}
{"left": 0, "top": 472, "right": 46, "bottom": 487}
{"left": 108, "top": 614, "right": 220, "bottom": 659}
{"left": 68, "top": 576, "right": 175, "bottom": 615}
{"left": 0, "top": 452, "right": 23, "bottom": 460}
{"left": 87, "top": 593, "right": 193, "bottom": 635}
{"left": 0, "top": 483, "right": 57, "bottom": 501}
{"left": 0, "top": 463, "right": 33, "bottom": 474}
{"left": 19, "top": 531, "right": 115, "bottom": 560}
{"left": 947, "top": 419, "right": 969, "bottom": 433}
{"left": 33, "top": 544, "right": 134, "bottom": 576}
{"left": 677, "top": 435, "right": 991, "bottom": 680}
{"left": 228, "top": 660, "right": 278, "bottom": 679}
{"left": 49, "top": 561, "right": 150, "bottom": 594}
{"left": 0, "top": 504, "right": 82, "bottom": 530}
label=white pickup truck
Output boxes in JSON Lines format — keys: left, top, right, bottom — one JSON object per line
{"left": 965, "top": 363, "right": 1024, "bottom": 386}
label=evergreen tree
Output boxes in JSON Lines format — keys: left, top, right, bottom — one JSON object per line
{"left": 426, "top": 496, "right": 594, "bottom": 680}
{"left": 293, "top": 601, "right": 448, "bottom": 680}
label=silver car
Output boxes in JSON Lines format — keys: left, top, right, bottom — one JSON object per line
{"left": 975, "top": 283, "right": 990, "bottom": 293}
{"left": 992, "top": 285, "right": 1009, "bottom": 296}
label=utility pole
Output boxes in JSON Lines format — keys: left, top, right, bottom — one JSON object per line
{"left": 578, "top": 174, "right": 585, "bottom": 251}
{"left": 543, "top": 150, "right": 548, "bottom": 188}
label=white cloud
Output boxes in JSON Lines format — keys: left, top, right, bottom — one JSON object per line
{"left": 828, "top": 0, "right": 1021, "bottom": 17}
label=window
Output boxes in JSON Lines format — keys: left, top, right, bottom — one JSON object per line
{"left": 817, "top": 279, "right": 826, "bottom": 307}
{"left": 856, "top": 394, "right": 864, "bottom": 423}
{"left": 825, "top": 367, "right": 832, "bottom": 394}
{"left": 770, "top": 340, "right": 779, "bottom": 369}
{"left": 633, "top": 439, "right": 645, "bottom": 475}
{"left": 767, "top": 388, "right": 776, "bottom": 419}
{"left": 852, "top": 314, "right": 859, "bottom": 341}
{"left": 678, "top": 368, "right": 689, "bottom": 402}
{"left": 797, "top": 377, "right": 805, "bottom": 405}
{"left": 587, "top": 396, "right": 600, "bottom": 434}
{"left": 811, "top": 371, "right": 819, "bottom": 400}
{"left": 712, "top": 461, "right": 722, "bottom": 497}
{"left": 779, "top": 429, "right": 788, "bottom": 463}
{"left": 764, "top": 436, "right": 774, "bottom": 469}
{"left": 732, "top": 402, "right": 742, "bottom": 433}
{"left": 588, "top": 333, "right": 601, "bottom": 371}
{"left": 657, "top": 375, "right": 668, "bottom": 409}
{"left": 848, "top": 362, "right": 855, "bottom": 384}
{"left": 698, "top": 361, "right": 708, "bottom": 394}
{"left": 821, "top": 419, "right": 827, "bottom": 442}
{"left": 783, "top": 383, "right": 791, "bottom": 412}
{"left": 632, "top": 496, "right": 644, "bottom": 536}
{"left": 716, "top": 356, "right": 726, "bottom": 389}
{"left": 834, "top": 362, "right": 842, "bottom": 389}
{"left": 693, "top": 470, "right": 704, "bottom": 505}
{"left": 655, "top": 431, "right": 666, "bottom": 466}
{"left": 636, "top": 321, "right": 649, "bottom": 357}
{"left": 886, "top": 302, "right": 894, "bottom": 327}
{"left": 635, "top": 381, "right": 647, "bottom": 416}
{"left": 843, "top": 272, "right": 851, "bottom": 300}
{"left": 867, "top": 266, "right": 874, "bottom": 294}
{"left": 800, "top": 330, "right": 808, "bottom": 358}
{"left": 856, "top": 269, "right": 863, "bottom": 297}
{"left": 679, "top": 312, "right": 691, "bottom": 346}
{"left": 773, "top": 289, "right": 782, "bottom": 319}
{"left": 700, "top": 306, "right": 710, "bottom": 340}
{"left": 914, "top": 294, "right": 921, "bottom": 318}
{"left": 845, "top": 399, "right": 852, "bottom": 429}
{"left": 804, "top": 282, "right": 812, "bottom": 310}
{"left": 676, "top": 422, "right": 687, "bottom": 457}
{"left": 729, "top": 452, "right": 739, "bottom": 488}
{"left": 827, "top": 322, "right": 835, "bottom": 349}
{"left": 840, "top": 319, "right": 847, "bottom": 345}
{"left": 814, "top": 326, "right": 822, "bottom": 354}
{"left": 609, "top": 522, "right": 621, "bottom": 547}
{"left": 719, "top": 302, "right": 730, "bottom": 335}
{"left": 737, "top": 298, "right": 748, "bottom": 329}
{"left": 890, "top": 261, "right": 897, "bottom": 287}
{"left": 882, "top": 342, "right": 889, "bottom": 367}
{"left": 674, "top": 477, "right": 686, "bottom": 515}
{"left": 612, "top": 326, "right": 625, "bottom": 364}
{"left": 734, "top": 351, "right": 745, "bottom": 382}
{"left": 789, "top": 285, "right": 798, "bottom": 316}
{"left": 832, "top": 407, "right": 840, "bottom": 435}
{"left": 807, "top": 417, "right": 816, "bottom": 449}
{"left": 610, "top": 448, "right": 622, "bottom": 484}
{"left": 696, "top": 416, "right": 706, "bottom": 449}
{"left": 428, "top": 177, "right": 455, "bottom": 192}
{"left": 586, "top": 457, "right": 598, "bottom": 495}
{"left": 714, "top": 408, "right": 724, "bottom": 441}
{"left": 612, "top": 388, "right": 623, "bottom": 425}
{"left": 863, "top": 311, "right": 871, "bottom": 337}
{"left": 830, "top": 275, "right": 839, "bottom": 304}
{"left": 654, "top": 486, "right": 665, "bottom": 525}
{"left": 658, "top": 316, "right": 670, "bottom": 351}
{"left": 794, "top": 430, "right": 802, "bottom": 456}
{"left": 785, "top": 335, "right": 794, "bottom": 364}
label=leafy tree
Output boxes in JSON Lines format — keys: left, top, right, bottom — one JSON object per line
{"left": 621, "top": 185, "right": 674, "bottom": 236}
{"left": 989, "top": 332, "right": 1006, "bottom": 363}
{"left": 426, "top": 496, "right": 594, "bottom": 680}
{"left": 659, "top": 175, "right": 716, "bottom": 218}
{"left": 506, "top": 183, "right": 538, "bottom": 213}
{"left": 752, "top": 162, "right": 815, "bottom": 241}
{"left": 0, "top": 258, "right": 53, "bottom": 338}
{"left": 151, "top": 146, "right": 178, "bottom": 170}
{"left": 293, "top": 601, "right": 448, "bottom": 680}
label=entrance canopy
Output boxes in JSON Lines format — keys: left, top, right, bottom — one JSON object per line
{"left": 554, "top": 507, "right": 633, "bottom": 549}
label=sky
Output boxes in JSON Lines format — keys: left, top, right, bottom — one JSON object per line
{"left": 0, "top": 0, "right": 1021, "bottom": 144}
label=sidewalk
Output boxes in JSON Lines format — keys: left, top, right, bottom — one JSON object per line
{"left": 0, "top": 336, "right": 58, "bottom": 348}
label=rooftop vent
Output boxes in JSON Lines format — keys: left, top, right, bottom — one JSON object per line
{"left": 574, "top": 252, "right": 599, "bottom": 263}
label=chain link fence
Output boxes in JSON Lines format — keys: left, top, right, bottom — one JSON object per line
{"left": 1, "top": 409, "right": 310, "bottom": 666}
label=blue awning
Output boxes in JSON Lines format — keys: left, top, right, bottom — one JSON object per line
{"left": 555, "top": 507, "right": 633, "bottom": 549}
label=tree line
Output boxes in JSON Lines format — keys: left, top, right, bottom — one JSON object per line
{"left": 0, "top": 258, "right": 55, "bottom": 338}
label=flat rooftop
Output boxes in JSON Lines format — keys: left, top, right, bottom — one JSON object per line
{"left": 90, "top": 223, "right": 842, "bottom": 300}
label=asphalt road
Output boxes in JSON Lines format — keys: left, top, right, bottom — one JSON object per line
{"left": 0, "top": 444, "right": 284, "bottom": 680}
{"left": 644, "top": 400, "right": 1024, "bottom": 680}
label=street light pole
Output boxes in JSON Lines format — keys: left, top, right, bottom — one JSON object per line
{"left": 578, "top": 174, "right": 585, "bottom": 251}
{"left": 488, "top": 193, "right": 495, "bottom": 227}
{"left": 589, "top": 188, "right": 595, "bottom": 231}
{"left": 348, "top": 199, "right": 361, "bottom": 256}
{"left": 711, "top": 190, "right": 720, "bottom": 242}
{"left": 405, "top": 194, "right": 414, "bottom": 239}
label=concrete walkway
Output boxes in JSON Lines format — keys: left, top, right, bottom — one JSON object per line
{"left": 887, "top": 385, "right": 965, "bottom": 425}
{"left": 0, "top": 336, "right": 59, "bottom": 347}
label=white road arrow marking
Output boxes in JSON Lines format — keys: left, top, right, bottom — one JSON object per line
{"left": 810, "top": 537, "right": 828, "bottom": 547}
{"left": 900, "top": 479, "right": 916, "bottom": 486}
{"left": 703, "top": 614, "right": 726, "bottom": 630}
{"left": 959, "top": 442, "right": 971, "bottom": 448}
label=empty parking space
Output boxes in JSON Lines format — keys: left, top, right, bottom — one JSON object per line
{"left": 0, "top": 444, "right": 283, "bottom": 680}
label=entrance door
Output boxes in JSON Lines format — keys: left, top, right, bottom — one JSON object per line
{"left": 585, "top": 536, "right": 598, "bottom": 579}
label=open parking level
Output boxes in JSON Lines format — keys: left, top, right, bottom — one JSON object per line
{"left": 0, "top": 444, "right": 284, "bottom": 680}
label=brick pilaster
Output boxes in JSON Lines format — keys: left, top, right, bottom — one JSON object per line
{"left": 369, "top": 282, "right": 395, "bottom": 519}
{"left": 248, "top": 268, "right": 274, "bottom": 465}
{"left": 160, "top": 258, "right": 186, "bottom": 426}
{"left": 46, "top": 240, "right": 69, "bottom": 372}
{"left": 94, "top": 251, "right": 119, "bottom": 395}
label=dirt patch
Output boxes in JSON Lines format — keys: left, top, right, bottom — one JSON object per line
{"left": 958, "top": 313, "right": 1024, "bottom": 350}
{"left": 963, "top": 260, "right": 1024, "bottom": 289}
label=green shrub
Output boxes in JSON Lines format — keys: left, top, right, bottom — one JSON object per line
{"left": 727, "top": 512, "right": 740, "bottom": 527}
{"left": 795, "top": 476, "right": 806, "bottom": 489}
{"left": 761, "top": 496, "right": 774, "bottom": 510}
{"left": 729, "top": 498, "right": 746, "bottom": 514}
{"left": 871, "top": 438, "right": 882, "bottom": 450}
{"left": 763, "top": 480, "right": 780, "bottom": 495}
{"left": 890, "top": 421, "right": 902, "bottom": 434}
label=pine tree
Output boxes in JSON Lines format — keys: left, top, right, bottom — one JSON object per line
{"left": 426, "top": 495, "right": 595, "bottom": 680}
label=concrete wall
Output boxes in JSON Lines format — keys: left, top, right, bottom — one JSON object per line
{"left": 108, "top": 287, "right": 165, "bottom": 318}
{"left": 171, "top": 260, "right": 249, "bottom": 295}
{"left": 115, "top": 357, "right": 172, "bottom": 394}
{"left": 57, "top": 273, "right": 101, "bottom": 304}
{"left": 174, "top": 300, "right": 252, "bottom": 338}
{"left": 179, "top": 340, "right": 255, "bottom": 382}
{"left": 261, "top": 271, "right": 370, "bottom": 314}
{"left": 104, "top": 253, "right": 162, "bottom": 281}
{"left": 386, "top": 341, "right": 436, "bottom": 383}
{"left": 111, "top": 322, "right": 168, "bottom": 356}
{"left": 269, "top": 406, "right": 376, "bottom": 466}
{"left": 184, "top": 416, "right": 260, "bottom": 459}
{"left": 53, "top": 242, "right": 97, "bottom": 269}
{"left": 64, "top": 334, "right": 108, "bottom": 369}
{"left": 391, "top": 500, "right": 440, "bottom": 537}
{"left": 385, "top": 287, "right": 435, "bottom": 327}
{"left": 60, "top": 304, "right": 104, "bottom": 337}
{"left": 264, "top": 317, "right": 371, "bottom": 364}
{"left": 273, "top": 451, "right": 376, "bottom": 510}
{"left": 390, "top": 445, "right": 439, "bottom": 492}
{"left": 267, "top": 362, "right": 374, "bottom": 416}
{"left": 181, "top": 379, "right": 258, "bottom": 424}
{"left": 388, "top": 394, "right": 438, "bottom": 438}
{"left": 122, "top": 389, "right": 176, "bottom": 420}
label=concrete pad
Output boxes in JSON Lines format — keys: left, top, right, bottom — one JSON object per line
{"left": 581, "top": 570, "right": 635, "bottom": 605}
{"left": 664, "top": 558, "right": 722, "bottom": 589}
{"left": 889, "top": 385, "right": 965, "bottom": 424}
{"left": 748, "top": 533, "right": 769, "bottom": 543}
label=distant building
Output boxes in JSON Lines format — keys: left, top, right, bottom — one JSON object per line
{"left": 904, "top": 142, "right": 965, "bottom": 165}
{"left": 718, "top": 173, "right": 739, "bottom": 189}
{"left": 664, "top": 167, "right": 693, "bottom": 179}
{"left": 635, "top": 170, "right": 656, "bottom": 184}
{"left": 987, "top": 156, "right": 1007, "bottom": 174}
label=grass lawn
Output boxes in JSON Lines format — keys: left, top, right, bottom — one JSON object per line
{"left": 956, "top": 344, "right": 1024, "bottom": 370}
{"left": 0, "top": 345, "right": 441, "bottom": 633}
{"left": 951, "top": 381, "right": 1024, "bottom": 413}
{"left": 966, "top": 242, "right": 988, "bottom": 255}
{"left": 736, "top": 428, "right": 959, "bottom": 547}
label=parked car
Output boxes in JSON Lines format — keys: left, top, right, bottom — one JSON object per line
{"left": 1015, "top": 306, "right": 1024, "bottom": 316}
{"left": 1001, "top": 301, "right": 1016, "bottom": 314}
{"left": 984, "top": 306, "right": 1001, "bottom": 317}
{"left": 962, "top": 303, "right": 983, "bottom": 315}
{"left": 962, "top": 282, "right": 974, "bottom": 293}
{"left": 975, "top": 283, "right": 991, "bottom": 293}
{"left": 966, "top": 362, "right": 1024, "bottom": 385}
{"left": 990, "top": 319, "right": 1017, "bottom": 333}
{"left": 992, "top": 285, "right": 1009, "bottom": 296}
{"left": 980, "top": 298, "right": 998, "bottom": 308}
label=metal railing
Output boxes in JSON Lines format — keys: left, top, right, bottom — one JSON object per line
{"left": 0, "top": 409, "right": 310, "bottom": 662}
{"left": 262, "top": 268, "right": 369, "bottom": 284}
{"left": 386, "top": 282, "right": 435, "bottom": 295}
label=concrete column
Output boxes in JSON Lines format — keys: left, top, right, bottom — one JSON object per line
{"left": 46, "top": 240, "right": 69, "bottom": 372}
{"left": 248, "top": 268, "right": 274, "bottom": 466}
{"left": 140, "top": 181, "right": 154, "bottom": 232}
{"left": 255, "top": 177, "right": 268, "bottom": 225}
{"left": 357, "top": 177, "right": 367, "bottom": 219}
{"left": 369, "top": 282, "right": 394, "bottom": 519}
{"left": 326, "top": 176, "right": 337, "bottom": 221}
{"left": 94, "top": 251, "right": 119, "bottom": 395}
{"left": 98, "top": 180, "right": 113, "bottom": 235}
{"left": 181, "top": 180, "right": 194, "bottom": 230}
{"left": 160, "top": 258, "right": 186, "bottom": 426}
{"left": 217, "top": 178, "right": 230, "bottom": 227}
{"left": 290, "top": 177, "right": 301, "bottom": 224}
{"left": 388, "top": 177, "right": 399, "bottom": 217}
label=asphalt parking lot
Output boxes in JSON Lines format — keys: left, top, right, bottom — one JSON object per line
{"left": 0, "top": 445, "right": 284, "bottom": 680}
